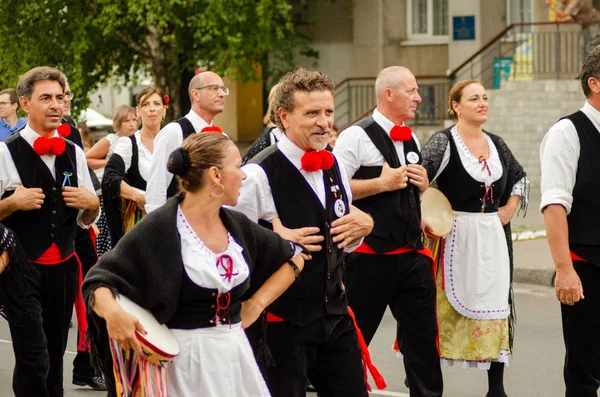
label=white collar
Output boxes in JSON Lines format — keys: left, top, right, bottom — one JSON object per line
{"left": 185, "top": 109, "right": 211, "bottom": 132}
{"left": 582, "top": 101, "right": 600, "bottom": 127}
{"left": 20, "top": 124, "right": 60, "bottom": 147}
{"left": 372, "top": 108, "right": 413, "bottom": 140}
{"left": 276, "top": 133, "right": 308, "bottom": 170}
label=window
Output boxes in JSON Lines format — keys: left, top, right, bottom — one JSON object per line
{"left": 407, "top": 0, "right": 449, "bottom": 43}
{"left": 507, "top": 0, "right": 533, "bottom": 33}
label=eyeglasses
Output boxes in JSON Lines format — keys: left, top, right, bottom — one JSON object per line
{"left": 0, "top": 101, "right": 10, "bottom": 107}
{"left": 193, "top": 84, "right": 230, "bottom": 96}
{"left": 64, "top": 91, "right": 74, "bottom": 100}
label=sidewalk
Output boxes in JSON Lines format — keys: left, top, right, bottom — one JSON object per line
{"left": 513, "top": 238, "right": 555, "bottom": 286}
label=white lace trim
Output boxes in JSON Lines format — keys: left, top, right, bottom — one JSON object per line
{"left": 450, "top": 126, "right": 503, "bottom": 187}
{"left": 176, "top": 206, "right": 249, "bottom": 292}
{"left": 395, "top": 350, "right": 510, "bottom": 370}
{"left": 440, "top": 350, "right": 510, "bottom": 370}
{"left": 135, "top": 131, "right": 153, "bottom": 161}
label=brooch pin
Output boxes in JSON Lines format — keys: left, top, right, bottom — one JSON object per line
{"left": 62, "top": 171, "right": 73, "bottom": 187}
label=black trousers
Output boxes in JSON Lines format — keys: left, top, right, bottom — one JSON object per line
{"left": 562, "top": 261, "right": 600, "bottom": 397}
{"left": 264, "top": 314, "right": 368, "bottom": 397}
{"left": 345, "top": 251, "right": 443, "bottom": 397}
{"left": 8, "top": 257, "right": 78, "bottom": 397}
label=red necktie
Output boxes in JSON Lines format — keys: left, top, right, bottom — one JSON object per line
{"left": 390, "top": 125, "right": 412, "bottom": 141}
{"left": 300, "top": 150, "right": 334, "bottom": 172}
{"left": 33, "top": 137, "right": 66, "bottom": 156}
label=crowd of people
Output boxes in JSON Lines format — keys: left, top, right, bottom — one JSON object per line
{"left": 0, "top": 44, "right": 599, "bottom": 397}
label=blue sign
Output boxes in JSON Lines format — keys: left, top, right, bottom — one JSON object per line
{"left": 453, "top": 16, "right": 475, "bottom": 41}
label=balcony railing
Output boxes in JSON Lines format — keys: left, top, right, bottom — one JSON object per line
{"left": 335, "top": 76, "right": 448, "bottom": 130}
{"left": 334, "top": 21, "right": 600, "bottom": 130}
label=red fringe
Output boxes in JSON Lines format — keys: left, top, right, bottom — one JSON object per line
{"left": 347, "top": 306, "right": 387, "bottom": 391}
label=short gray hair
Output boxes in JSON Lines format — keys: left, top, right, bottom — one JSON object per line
{"left": 375, "top": 66, "right": 412, "bottom": 100}
{"left": 17, "top": 66, "right": 66, "bottom": 99}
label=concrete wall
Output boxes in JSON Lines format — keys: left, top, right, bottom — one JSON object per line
{"left": 483, "top": 80, "right": 583, "bottom": 231}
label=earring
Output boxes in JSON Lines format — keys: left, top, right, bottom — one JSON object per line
{"left": 210, "top": 183, "right": 225, "bottom": 198}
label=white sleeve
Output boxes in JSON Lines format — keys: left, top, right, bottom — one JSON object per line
{"left": 230, "top": 164, "right": 278, "bottom": 223}
{"left": 0, "top": 143, "right": 20, "bottom": 197}
{"left": 539, "top": 119, "right": 579, "bottom": 214}
{"left": 333, "top": 126, "right": 366, "bottom": 178}
{"left": 75, "top": 146, "right": 101, "bottom": 228}
{"left": 113, "top": 136, "right": 134, "bottom": 172}
{"left": 510, "top": 176, "right": 527, "bottom": 196}
{"left": 145, "top": 123, "right": 183, "bottom": 213}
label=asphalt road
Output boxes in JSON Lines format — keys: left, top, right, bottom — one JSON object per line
{"left": 0, "top": 283, "right": 586, "bottom": 396}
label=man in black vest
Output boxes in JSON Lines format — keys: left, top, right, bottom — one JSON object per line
{"left": 233, "top": 68, "right": 374, "bottom": 397}
{"left": 0, "top": 66, "right": 100, "bottom": 397}
{"left": 333, "top": 66, "right": 442, "bottom": 397}
{"left": 541, "top": 45, "right": 600, "bottom": 397}
{"left": 145, "top": 71, "right": 228, "bottom": 212}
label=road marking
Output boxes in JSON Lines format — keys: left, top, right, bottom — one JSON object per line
{"left": 0, "top": 338, "right": 76, "bottom": 355}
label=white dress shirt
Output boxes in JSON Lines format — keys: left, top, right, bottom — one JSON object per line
{"left": 232, "top": 134, "right": 360, "bottom": 251}
{"left": 540, "top": 101, "right": 600, "bottom": 214}
{"left": 431, "top": 126, "right": 526, "bottom": 196}
{"left": 145, "top": 110, "right": 210, "bottom": 213}
{"left": 113, "top": 131, "right": 153, "bottom": 183}
{"left": 333, "top": 108, "right": 421, "bottom": 178}
{"left": 0, "top": 125, "right": 99, "bottom": 228}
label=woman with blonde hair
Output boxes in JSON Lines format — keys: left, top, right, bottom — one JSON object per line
{"left": 84, "top": 132, "right": 304, "bottom": 397}
{"left": 102, "top": 86, "right": 166, "bottom": 246}
{"left": 421, "top": 79, "right": 527, "bottom": 397}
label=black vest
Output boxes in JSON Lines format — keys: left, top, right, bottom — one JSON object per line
{"left": 2, "top": 134, "right": 79, "bottom": 260}
{"left": 436, "top": 130, "right": 507, "bottom": 213}
{"left": 351, "top": 117, "right": 422, "bottom": 252}
{"left": 563, "top": 111, "right": 600, "bottom": 264}
{"left": 166, "top": 118, "right": 197, "bottom": 198}
{"left": 166, "top": 267, "right": 247, "bottom": 329}
{"left": 125, "top": 135, "right": 147, "bottom": 190}
{"left": 251, "top": 145, "right": 350, "bottom": 326}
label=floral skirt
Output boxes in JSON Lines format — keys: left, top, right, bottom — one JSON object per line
{"left": 436, "top": 265, "right": 510, "bottom": 369}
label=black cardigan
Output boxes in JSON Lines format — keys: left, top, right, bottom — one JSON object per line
{"left": 83, "top": 194, "right": 296, "bottom": 324}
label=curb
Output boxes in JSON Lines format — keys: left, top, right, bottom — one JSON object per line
{"left": 513, "top": 267, "right": 555, "bottom": 287}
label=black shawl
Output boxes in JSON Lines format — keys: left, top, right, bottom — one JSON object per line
{"left": 83, "top": 195, "right": 297, "bottom": 394}
{"left": 242, "top": 127, "right": 280, "bottom": 165}
{"left": 421, "top": 126, "right": 529, "bottom": 349}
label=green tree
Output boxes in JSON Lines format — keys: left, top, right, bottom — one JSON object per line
{"left": 0, "top": 0, "right": 318, "bottom": 119}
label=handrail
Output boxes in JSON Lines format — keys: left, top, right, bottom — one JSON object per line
{"left": 448, "top": 21, "right": 594, "bottom": 79}
{"left": 336, "top": 74, "right": 447, "bottom": 88}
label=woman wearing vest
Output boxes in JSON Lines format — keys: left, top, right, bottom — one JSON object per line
{"left": 86, "top": 105, "right": 137, "bottom": 256}
{"left": 84, "top": 132, "right": 304, "bottom": 397}
{"left": 421, "top": 80, "right": 527, "bottom": 397}
{"left": 102, "top": 87, "right": 165, "bottom": 246}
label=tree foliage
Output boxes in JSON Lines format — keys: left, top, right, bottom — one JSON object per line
{"left": 0, "top": 0, "right": 318, "bottom": 118}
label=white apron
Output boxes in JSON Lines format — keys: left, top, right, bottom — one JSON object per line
{"left": 167, "top": 323, "right": 271, "bottom": 397}
{"left": 443, "top": 210, "right": 510, "bottom": 320}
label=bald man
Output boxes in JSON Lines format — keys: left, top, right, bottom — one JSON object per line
{"left": 145, "top": 71, "right": 228, "bottom": 212}
{"left": 333, "top": 66, "right": 442, "bottom": 396}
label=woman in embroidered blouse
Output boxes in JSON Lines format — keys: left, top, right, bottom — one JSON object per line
{"left": 84, "top": 132, "right": 304, "bottom": 397}
{"left": 101, "top": 87, "right": 165, "bottom": 245}
{"left": 421, "top": 80, "right": 527, "bottom": 397}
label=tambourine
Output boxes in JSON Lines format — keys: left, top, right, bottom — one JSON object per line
{"left": 420, "top": 187, "right": 453, "bottom": 238}
{"left": 115, "top": 295, "right": 179, "bottom": 366}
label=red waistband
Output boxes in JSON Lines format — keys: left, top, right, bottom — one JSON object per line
{"left": 31, "top": 243, "right": 74, "bottom": 265}
{"left": 266, "top": 312, "right": 285, "bottom": 322}
{"left": 571, "top": 251, "right": 588, "bottom": 263}
{"left": 354, "top": 242, "right": 417, "bottom": 255}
